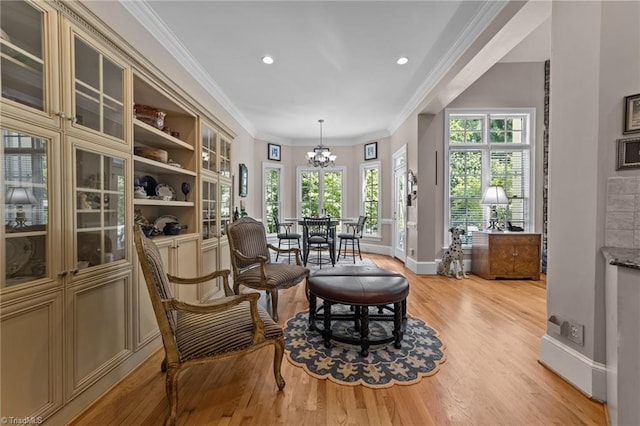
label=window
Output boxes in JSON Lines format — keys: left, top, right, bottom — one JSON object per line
{"left": 297, "top": 167, "right": 345, "bottom": 224}
{"left": 263, "top": 164, "right": 282, "bottom": 234}
{"left": 445, "top": 109, "right": 534, "bottom": 244}
{"left": 361, "top": 162, "right": 380, "bottom": 236}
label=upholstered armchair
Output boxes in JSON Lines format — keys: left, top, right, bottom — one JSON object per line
{"left": 133, "top": 226, "right": 285, "bottom": 425}
{"left": 227, "top": 217, "right": 309, "bottom": 321}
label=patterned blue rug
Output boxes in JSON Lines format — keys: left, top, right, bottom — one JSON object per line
{"left": 284, "top": 307, "right": 446, "bottom": 388}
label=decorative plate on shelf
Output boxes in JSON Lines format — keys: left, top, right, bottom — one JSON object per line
{"left": 6, "top": 237, "right": 34, "bottom": 274}
{"left": 140, "top": 175, "right": 158, "bottom": 196}
{"left": 154, "top": 215, "right": 179, "bottom": 233}
{"left": 155, "top": 184, "right": 176, "bottom": 200}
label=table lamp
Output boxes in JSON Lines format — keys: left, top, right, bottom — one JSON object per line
{"left": 5, "top": 187, "right": 38, "bottom": 228}
{"left": 480, "top": 185, "right": 508, "bottom": 231}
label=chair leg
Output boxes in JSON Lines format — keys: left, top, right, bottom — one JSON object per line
{"left": 276, "top": 239, "right": 281, "bottom": 261}
{"left": 351, "top": 239, "right": 356, "bottom": 264}
{"left": 357, "top": 239, "right": 362, "bottom": 261}
{"left": 270, "top": 289, "right": 279, "bottom": 322}
{"left": 273, "top": 338, "right": 286, "bottom": 391}
{"left": 330, "top": 242, "right": 335, "bottom": 266}
{"left": 165, "top": 366, "right": 179, "bottom": 426}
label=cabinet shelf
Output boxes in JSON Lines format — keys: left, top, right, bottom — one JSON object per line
{"left": 77, "top": 209, "right": 117, "bottom": 213}
{"left": 134, "top": 120, "right": 193, "bottom": 151}
{"left": 134, "top": 199, "right": 194, "bottom": 207}
{"left": 133, "top": 155, "right": 196, "bottom": 176}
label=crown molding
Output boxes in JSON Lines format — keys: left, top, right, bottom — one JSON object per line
{"left": 256, "top": 128, "right": 390, "bottom": 147}
{"left": 388, "top": 0, "right": 508, "bottom": 136}
{"left": 121, "top": 0, "right": 256, "bottom": 137}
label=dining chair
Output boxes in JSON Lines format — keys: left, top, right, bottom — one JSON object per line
{"left": 337, "top": 215, "right": 367, "bottom": 263}
{"left": 227, "top": 217, "right": 309, "bottom": 321}
{"left": 133, "top": 226, "right": 285, "bottom": 425}
{"left": 273, "top": 215, "right": 301, "bottom": 262}
{"left": 302, "top": 217, "right": 335, "bottom": 268}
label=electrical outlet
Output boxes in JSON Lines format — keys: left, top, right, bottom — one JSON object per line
{"left": 567, "top": 322, "right": 584, "bottom": 346}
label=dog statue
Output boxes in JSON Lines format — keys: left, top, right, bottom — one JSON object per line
{"left": 438, "top": 227, "right": 468, "bottom": 279}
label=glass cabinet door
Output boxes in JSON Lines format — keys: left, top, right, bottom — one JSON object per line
{"left": 75, "top": 148, "right": 126, "bottom": 269}
{"left": 2, "top": 128, "right": 51, "bottom": 287}
{"left": 220, "top": 181, "right": 231, "bottom": 236}
{"left": 201, "top": 125, "right": 217, "bottom": 174}
{"left": 0, "top": 0, "right": 46, "bottom": 111}
{"left": 72, "top": 35, "right": 125, "bottom": 140}
{"left": 219, "top": 136, "right": 231, "bottom": 178}
{"left": 201, "top": 179, "right": 217, "bottom": 239}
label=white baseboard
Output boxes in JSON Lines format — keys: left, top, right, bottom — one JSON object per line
{"left": 539, "top": 334, "right": 607, "bottom": 402}
{"left": 406, "top": 257, "right": 437, "bottom": 274}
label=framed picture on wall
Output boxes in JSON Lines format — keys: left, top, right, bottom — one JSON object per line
{"left": 364, "top": 141, "right": 377, "bottom": 160}
{"left": 623, "top": 93, "right": 640, "bottom": 134}
{"left": 268, "top": 143, "right": 281, "bottom": 161}
{"left": 616, "top": 137, "right": 640, "bottom": 170}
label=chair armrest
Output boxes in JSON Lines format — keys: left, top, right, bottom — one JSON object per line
{"left": 167, "top": 292, "right": 258, "bottom": 314}
{"left": 164, "top": 292, "right": 267, "bottom": 343}
{"left": 267, "top": 244, "right": 303, "bottom": 265}
{"left": 167, "top": 269, "right": 230, "bottom": 285}
{"left": 233, "top": 249, "right": 268, "bottom": 264}
{"left": 278, "top": 222, "right": 293, "bottom": 231}
{"left": 343, "top": 222, "right": 357, "bottom": 233}
{"left": 268, "top": 243, "right": 298, "bottom": 253}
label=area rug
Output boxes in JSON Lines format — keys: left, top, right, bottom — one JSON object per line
{"left": 284, "top": 307, "right": 446, "bottom": 388}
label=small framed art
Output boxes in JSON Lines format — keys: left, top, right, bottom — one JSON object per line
{"left": 616, "top": 137, "right": 640, "bottom": 170}
{"left": 268, "top": 143, "right": 281, "bottom": 161}
{"left": 364, "top": 141, "right": 377, "bottom": 160}
{"left": 623, "top": 93, "right": 640, "bottom": 134}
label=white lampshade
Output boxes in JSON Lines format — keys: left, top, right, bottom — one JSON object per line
{"left": 480, "top": 186, "right": 508, "bottom": 205}
{"left": 5, "top": 187, "right": 38, "bottom": 205}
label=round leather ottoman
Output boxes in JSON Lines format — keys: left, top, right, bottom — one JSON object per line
{"left": 308, "top": 266, "right": 409, "bottom": 356}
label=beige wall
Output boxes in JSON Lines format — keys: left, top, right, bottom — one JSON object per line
{"left": 541, "top": 1, "right": 640, "bottom": 392}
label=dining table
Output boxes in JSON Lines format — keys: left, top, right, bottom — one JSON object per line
{"left": 284, "top": 218, "right": 345, "bottom": 266}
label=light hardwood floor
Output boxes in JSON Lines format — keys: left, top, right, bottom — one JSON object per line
{"left": 71, "top": 254, "right": 607, "bottom": 425}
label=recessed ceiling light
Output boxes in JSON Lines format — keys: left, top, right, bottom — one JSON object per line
{"left": 262, "top": 56, "right": 274, "bottom": 65}
{"left": 396, "top": 57, "right": 409, "bottom": 65}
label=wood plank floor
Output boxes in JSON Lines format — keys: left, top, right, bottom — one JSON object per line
{"left": 70, "top": 254, "right": 607, "bottom": 425}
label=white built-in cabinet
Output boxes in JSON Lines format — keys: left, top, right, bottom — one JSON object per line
{"left": 1, "top": 1, "right": 235, "bottom": 423}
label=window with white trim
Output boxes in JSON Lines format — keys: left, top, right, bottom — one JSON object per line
{"left": 263, "top": 163, "right": 282, "bottom": 234}
{"left": 445, "top": 109, "right": 535, "bottom": 244}
{"left": 297, "top": 167, "right": 345, "bottom": 224}
{"left": 361, "top": 161, "right": 380, "bottom": 236}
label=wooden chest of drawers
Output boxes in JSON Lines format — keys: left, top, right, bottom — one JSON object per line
{"left": 471, "top": 231, "right": 541, "bottom": 280}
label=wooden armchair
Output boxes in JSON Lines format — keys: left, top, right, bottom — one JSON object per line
{"left": 133, "top": 226, "right": 285, "bottom": 426}
{"left": 227, "top": 217, "right": 309, "bottom": 321}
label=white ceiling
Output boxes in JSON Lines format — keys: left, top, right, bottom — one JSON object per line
{"left": 84, "top": 1, "right": 550, "bottom": 145}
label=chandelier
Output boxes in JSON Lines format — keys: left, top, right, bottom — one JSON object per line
{"left": 306, "top": 119, "right": 336, "bottom": 168}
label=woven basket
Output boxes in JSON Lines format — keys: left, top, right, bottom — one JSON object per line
{"left": 134, "top": 147, "right": 168, "bottom": 163}
{"left": 134, "top": 104, "right": 166, "bottom": 129}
